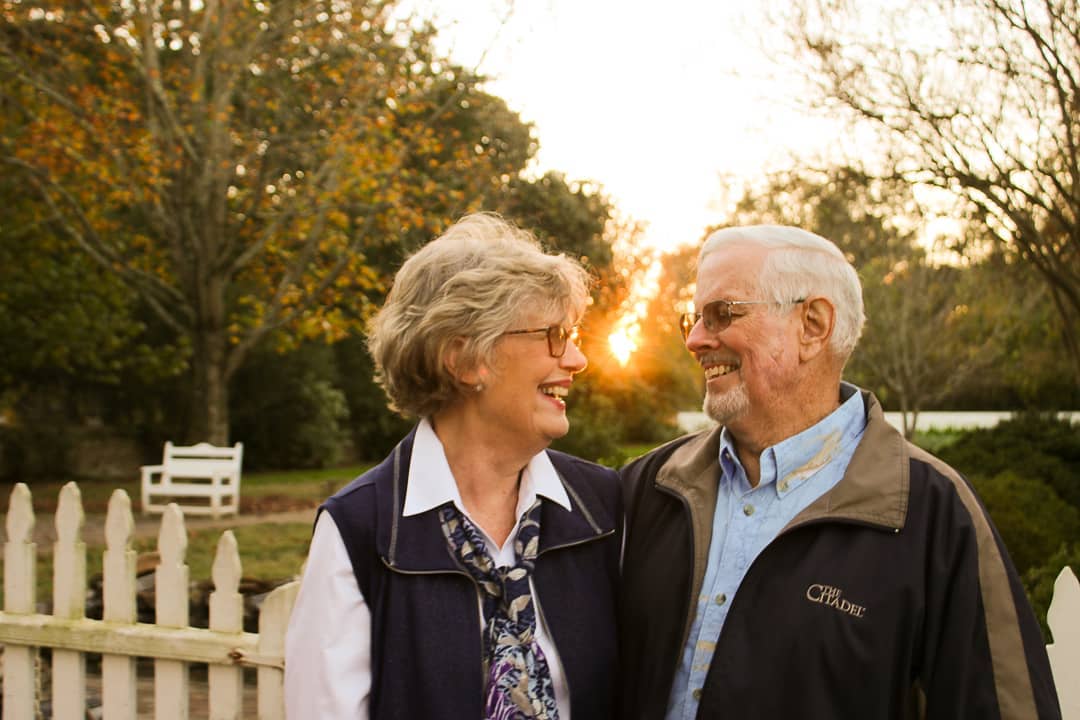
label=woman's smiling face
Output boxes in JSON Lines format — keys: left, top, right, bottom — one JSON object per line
{"left": 476, "top": 311, "right": 588, "bottom": 454}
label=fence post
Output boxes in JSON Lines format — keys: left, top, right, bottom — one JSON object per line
{"left": 102, "top": 489, "right": 138, "bottom": 720}
{"left": 52, "top": 482, "right": 88, "bottom": 720}
{"left": 209, "top": 530, "right": 245, "bottom": 719}
{"left": 1048, "top": 566, "right": 1080, "bottom": 719}
{"left": 156, "top": 504, "right": 190, "bottom": 719}
{"left": 3, "top": 483, "right": 37, "bottom": 719}
{"left": 257, "top": 580, "right": 299, "bottom": 720}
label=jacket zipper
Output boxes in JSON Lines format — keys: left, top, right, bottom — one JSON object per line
{"left": 536, "top": 527, "right": 615, "bottom": 558}
{"left": 534, "top": 528, "right": 614, "bottom": 713}
{"left": 531, "top": 588, "right": 569, "bottom": 710}
{"left": 655, "top": 485, "right": 698, "bottom": 656}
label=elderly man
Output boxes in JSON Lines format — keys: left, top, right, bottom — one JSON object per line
{"left": 619, "top": 225, "right": 1060, "bottom": 719}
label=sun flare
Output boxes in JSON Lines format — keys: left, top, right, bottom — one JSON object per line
{"left": 608, "top": 327, "right": 638, "bottom": 366}
{"left": 606, "top": 257, "right": 663, "bottom": 367}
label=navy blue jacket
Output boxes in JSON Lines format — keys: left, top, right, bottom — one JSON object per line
{"left": 323, "top": 429, "right": 622, "bottom": 720}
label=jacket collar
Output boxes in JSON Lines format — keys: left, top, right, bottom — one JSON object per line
{"left": 657, "top": 390, "right": 909, "bottom": 532}
{"left": 790, "top": 391, "right": 909, "bottom": 530}
{"left": 375, "top": 428, "right": 610, "bottom": 573}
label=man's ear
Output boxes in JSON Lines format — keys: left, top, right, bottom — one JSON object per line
{"left": 799, "top": 297, "right": 835, "bottom": 362}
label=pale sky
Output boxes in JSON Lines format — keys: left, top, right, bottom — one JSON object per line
{"left": 403, "top": 0, "right": 847, "bottom": 252}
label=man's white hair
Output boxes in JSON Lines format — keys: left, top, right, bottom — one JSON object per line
{"left": 701, "top": 225, "right": 865, "bottom": 360}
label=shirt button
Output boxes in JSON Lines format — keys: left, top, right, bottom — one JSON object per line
{"left": 743, "top": 503, "right": 755, "bottom": 516}
{"left": 692, "top": 688, "right": 703, "bottom": 701}
{"left": 715, "top": 593, "right": 727, "bottom": 606}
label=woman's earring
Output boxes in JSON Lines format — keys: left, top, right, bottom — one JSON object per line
{"left": 474, "top": 383, "right": 484, "bottom": 392}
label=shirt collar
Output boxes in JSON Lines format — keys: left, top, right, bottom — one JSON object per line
{"left": 402, "top": 418, "right": 572, "bottom": 518}
{"left": 718, "top": 382, "right": 866, "bottom": 497}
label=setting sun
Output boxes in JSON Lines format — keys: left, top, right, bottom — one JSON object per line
{"left": 608, "top": 326, "right": 638, "bottom": 366}
{"left": 606, "top": 257, "right": 663, "bottom": 366}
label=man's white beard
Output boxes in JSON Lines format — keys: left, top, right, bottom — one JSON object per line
{"left": 703, "top": 382, "right": 750, "bottom": 426}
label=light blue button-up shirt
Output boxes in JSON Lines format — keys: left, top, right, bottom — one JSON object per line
{"left": 665, "top": 383, "right": 867, "bottom": 720}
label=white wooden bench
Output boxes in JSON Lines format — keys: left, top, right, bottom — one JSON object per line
{"left": 140, "top": 441, "right": 243, "bottom": 517}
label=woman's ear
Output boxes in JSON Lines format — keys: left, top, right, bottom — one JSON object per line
{"left": 799, "top": 297, "right": 836, "bottom": 362}
{"left": 445, "top": 338, "right": 486, "bottom": 387}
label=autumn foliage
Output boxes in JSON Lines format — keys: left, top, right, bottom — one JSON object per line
{"left": 1, "top": 0, "right": 541, "bottom": 442}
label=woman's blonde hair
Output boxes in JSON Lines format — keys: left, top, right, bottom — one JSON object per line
{"left": 368, "top": 213, "right": 591, "bottom": 418}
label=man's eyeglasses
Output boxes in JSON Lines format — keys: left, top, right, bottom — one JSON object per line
{"left": 679, "top": 299, "right": 805, "bottom": 340}
{"left": 503, "top": 325, "right": 580, "bottom": 358}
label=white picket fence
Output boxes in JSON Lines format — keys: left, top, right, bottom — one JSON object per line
{"left": 0, "top": 481, "right": 299, "bottom": 719}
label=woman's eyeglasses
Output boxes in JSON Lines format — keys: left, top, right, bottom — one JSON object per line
{"left": 503, "top": 325, "right": 580, "bottom": 358}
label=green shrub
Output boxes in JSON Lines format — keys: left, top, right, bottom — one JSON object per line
{"left": 911, "top": 428, "right": 961, "bottom": 454}
{"left": 551, "top": 393, "right": 626, "bottom": 464}
{"left": 937, "top": 414, "right": 1080, "bottom": 508}
{"left": 0, "top": 424, "right": 74, "bottom": 481}
{"left": 333, "top": 337, "right": 412, "bottom": 461}
{"left": 971, "top": 470, "right": 1080, "bottom": 576}
{"left": 230, "top": 344, "right": 350, "bottom": 470}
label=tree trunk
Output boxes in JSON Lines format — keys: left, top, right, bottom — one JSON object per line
{"left": 190, "top": 329, "right": 230, "bottom": 445}
{"left": 897, "top": 393, "right": 916, "bottom": 440}
{"left": 907, "top": 409, "right": 920, "bottom": 441}
{"left": 1048, "top": 285, "right": 1080, "bottom": 389}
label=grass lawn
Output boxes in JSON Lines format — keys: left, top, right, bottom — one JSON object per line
{"left": 23, "top": 522, "right": 315, "bottom": 607}
{"left": 4, "top": 462, "right": 374, "bottom": 516}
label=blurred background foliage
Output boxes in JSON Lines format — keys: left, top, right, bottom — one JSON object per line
{"left": 0, "top": 0, "right": 1079, "bottom": 633}
{"left": 1, "top": 0, "right": 1077, "bottom": 477}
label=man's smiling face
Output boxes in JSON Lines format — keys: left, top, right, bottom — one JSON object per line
{"left": 686, "top": 243, "right": 803, "bottom": 438}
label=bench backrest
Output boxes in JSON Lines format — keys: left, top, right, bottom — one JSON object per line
{"left": 163, "top": 442, "right": 243, "bottom": 477}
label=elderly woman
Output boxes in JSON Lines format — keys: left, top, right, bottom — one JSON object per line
{"left": 284, "top": 213, "right": 621, "bottom": 719}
